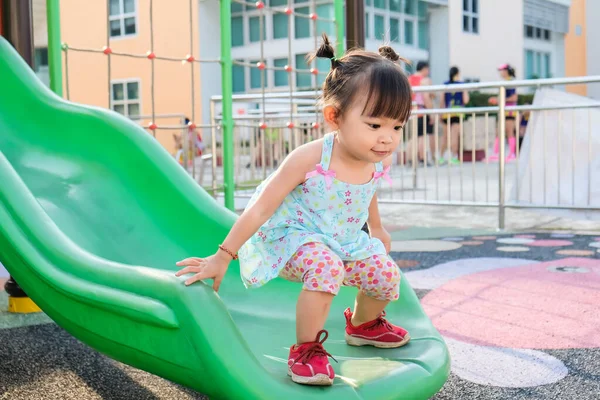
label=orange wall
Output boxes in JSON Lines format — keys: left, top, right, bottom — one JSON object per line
{"left": 565, "top": 0, "right": 587, "bottom": 96}
{"left": 60, "top": 0, "right": 202, "bottom": 154}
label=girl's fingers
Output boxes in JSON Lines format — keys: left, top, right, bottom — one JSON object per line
{"left": 176, "top": 257, "right": 204, "bottom": 266}
{"left": 185, "top": 271, "right": 212, "bottom": 286}
{"left": 175, "top": 265, "right": 204, "bottom": 277}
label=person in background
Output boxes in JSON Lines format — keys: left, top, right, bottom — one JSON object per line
{"left": 407, "top": 61, "right": 434, "bottom": 166}
{"left": 439, "top": 66, "right": 469, "bottom": 165}
{"left": 488, "top": 64, "right": 518, "bottom": 162}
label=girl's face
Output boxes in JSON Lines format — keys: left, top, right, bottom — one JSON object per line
{"left": 499, "top": 69, "right": 509, "bottom": 79}
{"left": 324, "top": 93, "right": 404, "bottom": 163}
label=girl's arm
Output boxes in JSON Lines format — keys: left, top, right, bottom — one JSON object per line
{"left": 507, "top": 93, "right": 518, "bottom": 102}
{"left": 176, "top": 142, "right": 320, "bottom": 289}
{"left": 462, "top": 90, "right": 470, "bottom": 105}
{"left": 367, "top": 156, "right": 393, "bottom": 253}
{"left": 221, "top": 143, "right": 319, "bottom": 255}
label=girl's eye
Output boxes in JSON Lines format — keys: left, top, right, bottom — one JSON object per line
{"left": 394, "top": 126, "right": 403, "bottom": 131}
{"left": 368, "top": 124, "right": 381, "bottom": 129}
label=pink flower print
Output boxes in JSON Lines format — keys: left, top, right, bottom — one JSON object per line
{"left": 331, "top": 269, "right": 340, "bottom": 278}
{"left": 278, "top": 257, "right": 282, "bottom": 263}
{"left": 272, "top": 264, "right": 277, "bottom": 269}
{"left": 279, "top": 237, "right": 284, "bottom": 242}
{"left": 345, "top": 190, "right": 351, "bottom": 197}
{"left": 305, "top": 199, "right": 310, "bottom": 204}
{"left": 355, "top": 189, "right": 360, "bottom": 195}
{"left": 309, "top": 208, "right": 314, "bottom": 213}
{"left": 274, "top": 245, "right": 279, "bottom": 251}
{"left": 286, "top": 219, "right": 292, "bottom": 224}
{"left": 347, "top": 217, "right": 355, "bottom": 223}
{"left": 373, "top": 279, "right": 379, "bottom": 284}
{"left": 298, "top": 218, "right": 304, "bottom": 224}
{"left": 296, "top": 210, "right": 303, "bottom": 216}
{"left": 328, "top": 205, "right": 334, "bottom": 211}
{"left": 303, "top": 187, "right": 309, "bottom": 193}
{"left": 251, "top": 277, "right": 258, "bottom": 284}
{"left": 344, "top": 199, "right": 352, "bottom": 205}
{"left": 310, "top": 181, "right": 317, "bottom": 187}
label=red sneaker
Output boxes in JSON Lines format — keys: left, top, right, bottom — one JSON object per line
{"left": 344, "top": 308, "right": 410, "bottom": 348}
{"left": 288, "top": 330, "right": 336, "bottom": 386}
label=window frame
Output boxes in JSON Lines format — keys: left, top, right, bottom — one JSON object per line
{"left": 108, "top": 0, "right": 138, "bottom": 40}
{"left": 462, "top": 0, "right": 479, "bottom": 35}
{"left": 110, "top": 78, "right": 142, "bottom": 118}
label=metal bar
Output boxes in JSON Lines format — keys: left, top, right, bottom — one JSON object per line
{"left": 471, "top": 112, "right": 475, "bottom": 202}
{"left": 334, "top": 0, "right": 345, "bottom": 56}
{"left": 220, "top": 0, "right": 235, "bottom": 210}
{"left": 447, "top": 116, "right": 451, "bottom": 201}
{"left": 543, "top": 110, "right": 547, "bottom": 205}
{"left": 422, "top": 115, "right": 428, "bottom": 202}
{"left": 210, "top": 100, "right": 218, "bottom": 196}
{"left": 557, "top": 110, "right": 562, "bottom": 205}
{"left": 189, "top": 0, "right": 196, "bottom": 179}
{"left": 46, "top": 0, "right": 63, "bottom": 96}
{"left": 529, "top": 111, "right": 533, "bottom": 204}
{"left": 588, "top": 109, "right": 592, "bottom": 206}
{"left": 434, "top": 115, "right": 439, "bottom": 202}
{"left": 515, "top": 110, "right": 520, "bottom": 201}
{"left": 411, "top": 117, "right": 417, "bottom": 197}
{"left": 259, "top": 7, "right": 266, "bottom": 179}
{"left": 498, "top": 87, "right": 506, "bottom": 230}
{"left": 106, "top": 0, "right": 111, "bottom": 109}
{"left": 571, "top": 109, "right": 576, "bottom": 206}
{"left": 150, "top": 0, "right": 156, "bottom": 138}
{"left": 485, "top": 112, "right": 489, "bottom": 203}
{"left": 64, "top": 46, "right": 70, "bottom": 100}
{"left": 459, "top": 114, "right": 464, "bottom": 202}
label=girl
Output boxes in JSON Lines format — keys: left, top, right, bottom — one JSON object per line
{"left": 488, "top": 64, "right": 518, "bottom": 162}
{"left": 175, "top": 34, "right": 412, "bottom": 387}
{"left": 440, "top": 66, "right": 470, "bottom": 165}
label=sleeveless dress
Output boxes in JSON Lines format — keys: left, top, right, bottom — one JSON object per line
{"left": 238, "top": 132, "right": 392, "bottom": 288}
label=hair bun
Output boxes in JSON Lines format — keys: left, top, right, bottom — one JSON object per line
{"left": 308, "top": 33, "right": 339, "bottom": 69}
{"left": 378, "top": 45, "right": 401, "bottom": 62}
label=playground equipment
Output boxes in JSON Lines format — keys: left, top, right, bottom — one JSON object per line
{"left": 0, "top": 33, "right": 450, "bottom": 400}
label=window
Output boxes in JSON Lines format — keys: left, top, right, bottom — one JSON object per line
{"left": 232, "top": 17, "right": 244, "bottom": 46}
{"left": 34, "top": 47, "right": 48, "bottom": 72}
{"left": 374, "top": 15, "right": 385, "bottom": 40}
{"left": 389, "top": 0, "right": 401, "bottom": 12}
{"left": 249, "top": 16, "right": 266, "bottom": 43}
{"left": 525, "top": 25, "right": 534, "bottom": 38}
{"left": 316, "top": 4, "right": 335, "bottom": 36}
{"left": 524, "top": 49, "right": 551, "bottom": 79}
{"left": 365, "top": 12, "right": 370, "bottom": 39}
{"left": 404, "top": 19, "right": 414, "bottom": 45}
{"left": 404, "top": 0, "right": 416, "bottom": 15}
{"left": 390, "top": 18, "right": 400, "bottom": 42}
{"left": 374, "top": 0, "right": 385, "bottom": 10}
{"left": 316, "top": 57, "right": 329, "bottom": 86}
{"left": 295, "top": 53, "right": 311, "bottom": 88}
{"left": 111, "top": 80, "right": 140, "bottom": 118}
{"left": 109, "top": 0, "right": 137, "bottom": 38}
{"left": 295, "top": 7, "right": 310, "bottom": 38}
{"left": 250, "top": 60, "right": 262, "bottom": 89}
{"left": 273, "top": 13, "right": 288, "bottom": 39}
{"left": 525, "top": 24, "right": 551, "bottom": 41}
{"left": 462, "top": 0, "right": 478, "bottom": 34}
{"left": 418, "top": 19, "right": 428, "bottom": 49}
{"left": 274, "top": 58, "right": 288, "bottom": 87}
{"left": 232, "top": 62, "right": 245, "bottom": 93}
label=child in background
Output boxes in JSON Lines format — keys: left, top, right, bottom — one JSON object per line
{"left": 440, "top": 66, "right": 470, "bottom": 165}
{"left": 488, "top": 64, "right": 519, "bottom": 162}
{"left": 175, "top": 34, "right": 412, "bottom": 386}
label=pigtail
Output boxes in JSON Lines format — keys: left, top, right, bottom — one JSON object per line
{"left": 378, "top": 45, "right": 408, "bottom": 64}
{"left": 308, "top": 33, "right": 339, "bottom": 69}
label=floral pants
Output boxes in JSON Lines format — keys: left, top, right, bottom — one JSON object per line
{"left": 279, "top": 242, "right": 401, "bottom": 301}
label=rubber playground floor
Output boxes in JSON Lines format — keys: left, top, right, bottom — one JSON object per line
{"left": 1, "top": 225, "right": 600, "bottom": 400}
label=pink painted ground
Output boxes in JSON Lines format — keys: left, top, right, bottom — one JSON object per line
{"left": 422, "top": 257, "right": 600, "bottom": 349}
{"left": 529, "top": 240, "right": 573, "bottom": 247}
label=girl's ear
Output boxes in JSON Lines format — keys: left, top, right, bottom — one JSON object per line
{"left": 323, "top": 105, "right": 339, "bottom": 130}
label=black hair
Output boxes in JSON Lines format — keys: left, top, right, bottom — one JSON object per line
{"left": 416, "top": 61, "right": 429, "bottom": 72}
{"left": 449, "top": 66, "right": 460, "bottom": 82}
{"left": 308, "top": 34, "right": 412, "bottom": 123}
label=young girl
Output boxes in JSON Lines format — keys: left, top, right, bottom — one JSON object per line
{"left": 175, "top": 34, "right": 412, "bottom": 386}
{"left": 440, "top": 66, "right": 470, "bottom": 165}
{"left": 488, "top": 64, "right": 518, "bottom": 162}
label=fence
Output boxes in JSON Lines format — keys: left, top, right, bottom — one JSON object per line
{"left": 200, "top": 75, "right": 600, "bottom": 228}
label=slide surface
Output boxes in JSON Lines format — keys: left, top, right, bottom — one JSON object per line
{"left": 0, "top": 37, "right": 449, "bottom": 399}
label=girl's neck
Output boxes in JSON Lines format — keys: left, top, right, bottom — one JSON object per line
{"left": 331, "top": 132, "right": 371, "bottom": 170}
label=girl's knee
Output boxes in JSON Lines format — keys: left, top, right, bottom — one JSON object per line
{"left": 300, "top": 243, "right": 345, "bottom": 295}
{"left": 366, "top": 256, "right": 401, "bottom": 301}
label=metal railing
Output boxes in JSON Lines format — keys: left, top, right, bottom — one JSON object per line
{"left": 203, "top": 75, "right": 600, "bottom": 228}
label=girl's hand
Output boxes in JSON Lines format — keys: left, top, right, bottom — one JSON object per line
{"left": 370, "top": 226, "right": 391, "bottom": 254}
{"left": 175, "top": 252, "right": 231, "bottom": 291}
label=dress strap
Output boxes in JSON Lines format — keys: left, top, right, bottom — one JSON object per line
{"left": 375, "top": 162, "right": 383, "bottom": 172}
{"left": 319, "top": 132, "right": 335, "bottom": 170}
{"left": 373, "top": 162, "right": 392, "bottom": 185}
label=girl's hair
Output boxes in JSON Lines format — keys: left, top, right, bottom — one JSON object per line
{"left": 308, "top": 34, "right": 412, "bottom": 123}
{"left": 507, "top": 65, "right": 516, "bottom": 78}
{"left": 449, "top": 66, "right": 460, "bottom": 82}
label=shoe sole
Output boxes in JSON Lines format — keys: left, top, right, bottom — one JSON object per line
{"left": 345, "top": 332, "right": 411, "bottom": 348}
{"left": 287, "top": 369, "right": 333, "bottom": 386}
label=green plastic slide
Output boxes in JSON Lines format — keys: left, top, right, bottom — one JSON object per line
{"left": 0, "top": 37, "right": 449, "bottom": 399}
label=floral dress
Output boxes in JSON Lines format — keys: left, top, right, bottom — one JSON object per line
{"left": 238, "top": 132, "right": 391, "bottom": 288}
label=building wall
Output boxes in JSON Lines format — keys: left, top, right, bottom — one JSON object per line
{"left": 564, "top": 0, "right": 586, "bottom": 96}
{"left": 428, "top": 5, "right": 449, "bottom": 85}
{"left": 586, "top": 0, "right": 600, "bottom": 99}
{"left": 448, "top": 0, "right": 524, "bottom": 83}
{"left": 60, "top": 0, "right": 202, "bottom": 154}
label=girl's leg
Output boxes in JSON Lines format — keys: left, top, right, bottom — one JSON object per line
{"left": 451, "top": 122, "right": 461, "bottom": 158}
{"left": 352, "top": 290, "right": 389, "bottom": 327}
{"left": 279, "top": 242, "right": 345, "bottom": 344}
